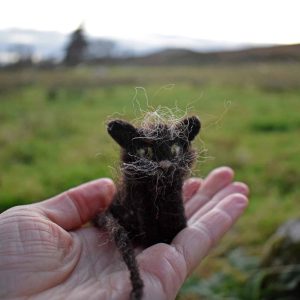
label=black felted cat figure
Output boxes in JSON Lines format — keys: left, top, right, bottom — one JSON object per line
{"left": 94, "top": 116, "right": 201, "bottom": 300}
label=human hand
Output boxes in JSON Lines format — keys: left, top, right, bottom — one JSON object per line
{"left": 0, "top": 166, "right": 248, "bottom": 300}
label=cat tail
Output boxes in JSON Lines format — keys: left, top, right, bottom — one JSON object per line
{"left": 94, "top": 212, "right": 144, "bottom": 300}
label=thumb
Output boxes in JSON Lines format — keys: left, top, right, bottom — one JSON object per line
{"left": 35, "top": 178, "right": 115, "bottom": 230}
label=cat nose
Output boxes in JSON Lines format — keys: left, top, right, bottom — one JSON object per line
{"left": 159, "top": 160, "right": 172, "bottom": 169}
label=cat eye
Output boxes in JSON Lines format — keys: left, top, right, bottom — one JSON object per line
{"left": 171, "top": 144, "right": 181, "bottom": 156}
{"left": 137, "top": 147, "right": 153, "bottom": 158}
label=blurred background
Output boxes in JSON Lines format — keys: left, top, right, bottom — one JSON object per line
{"left": 1, "top": 0, "right": 300, "bottom": 299}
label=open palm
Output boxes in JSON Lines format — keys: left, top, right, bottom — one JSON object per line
{"left": 0, "top": 167, "right": 249, "bottom": 300}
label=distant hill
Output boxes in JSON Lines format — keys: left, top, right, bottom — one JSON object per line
{"left": 0, "top": 28, "right": 299, "bottom": 66}
{"left": 0, "top": 28, "right": 66, "bottom": 63}
{"left": 0, "top": 28, "right": 267, "bottom": 65}
{"left": 123, "top": 44, "right": 300, "bottom": 65}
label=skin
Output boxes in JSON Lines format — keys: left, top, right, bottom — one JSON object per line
{"left": 0, "top": 166, "right": 249, "bottom": 300}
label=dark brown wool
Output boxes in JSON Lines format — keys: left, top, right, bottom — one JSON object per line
{"left": 94, "top": 116, "right": 201, "bottom": 300}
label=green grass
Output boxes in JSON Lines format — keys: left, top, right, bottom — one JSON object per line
{"left": 1, "top": 63, "right": 300, "bottom": 297}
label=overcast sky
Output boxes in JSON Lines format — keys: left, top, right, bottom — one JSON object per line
{"left": 1, "top": 0, "right": 299, "bottom": 44}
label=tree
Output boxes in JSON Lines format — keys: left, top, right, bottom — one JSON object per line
{"left": 64, "top": 25, "right": 88, "bottom": 66}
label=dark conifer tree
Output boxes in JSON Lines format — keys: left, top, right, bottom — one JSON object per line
{"left": 64, "top": 25, "right": 88, "bottom": 66}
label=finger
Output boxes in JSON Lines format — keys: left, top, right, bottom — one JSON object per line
{"left": 175, "top": 193, "right": 248, "bottom": 276}
{"left": 185, "top": 166, "right": 234, "bottom": 218}
{"left": 182, "top": 178, "right": 203, "bottom": 202}
{"left": 139, "top": 243, "right": 187, "bottom": 300}
{"left": 36, "top": 178, "right": 116, "bottom": 230}
{"left": 188, "top": 182, "right": 249, "bottom": 223}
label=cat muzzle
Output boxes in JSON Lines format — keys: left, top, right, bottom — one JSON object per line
{"left": 159, "top": 160, "right": 172, "bottom": 170}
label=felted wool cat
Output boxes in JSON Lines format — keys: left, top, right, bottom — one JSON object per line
{"left": 94, "top": 116, "right": 201, "bottom": 300}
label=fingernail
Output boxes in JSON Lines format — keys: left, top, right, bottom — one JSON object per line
{"left": 99, "top": 178, "right": 116, "bottom": 205}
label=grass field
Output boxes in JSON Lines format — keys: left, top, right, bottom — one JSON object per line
{"left": 1, "top": 62, "right": 300, "bottom": 298}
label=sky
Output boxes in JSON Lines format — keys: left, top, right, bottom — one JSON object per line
{"left": 1, "top": 0, "right": 300, "bottom": 45}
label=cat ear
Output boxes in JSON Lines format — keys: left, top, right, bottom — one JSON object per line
{"left": 179, "top": 116, "right": 201, "bottom": 141}
{"left": 107, "top": 120, "right": 139, "bottom": 148}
